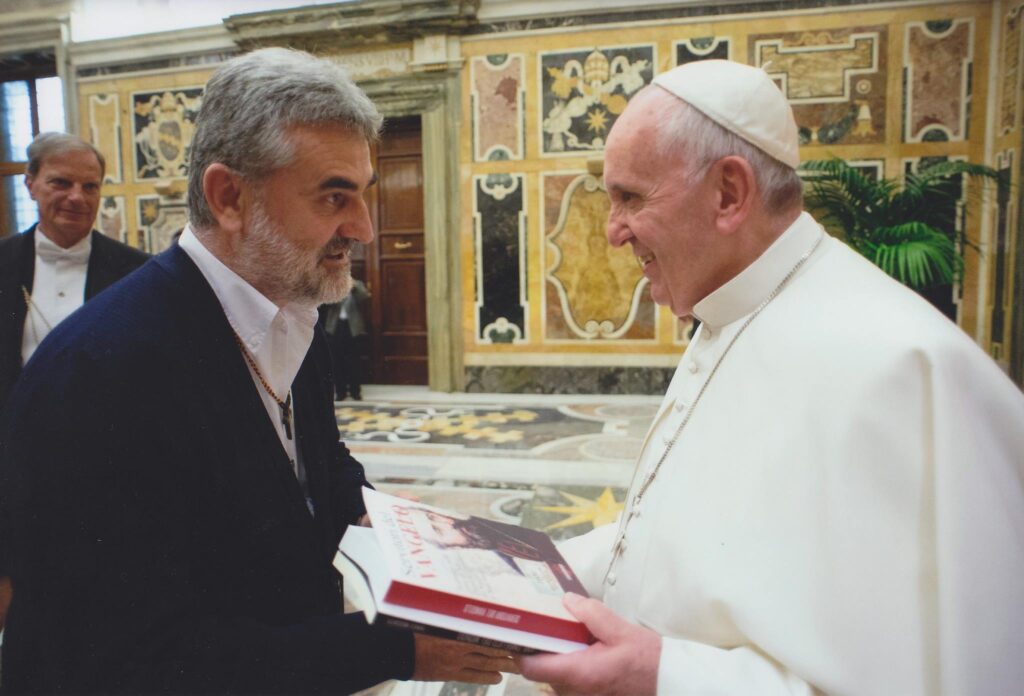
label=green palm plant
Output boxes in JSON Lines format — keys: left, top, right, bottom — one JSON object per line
{"left": 802, "top": 158, "right": 1006, "bottom": 289}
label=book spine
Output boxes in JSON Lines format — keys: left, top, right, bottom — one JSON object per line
{"left": 377, "top": 616, "right": 538, "bottom": 655}
{"left": 385, "top": 582, "right": 591, "bottom": 643}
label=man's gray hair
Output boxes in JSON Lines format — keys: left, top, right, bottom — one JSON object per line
{"left": 656, "top": 89, "right": 803, "bottom": 213}
{"left": 187, "top": 47, "right": 383, "bottom": 229}
{"left": 27, "top": 132, "right": 106, "bottom": 179}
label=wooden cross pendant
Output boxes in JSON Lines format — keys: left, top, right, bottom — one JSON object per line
{"left": 280, "top": 392, "right": 294, "bottom": 440}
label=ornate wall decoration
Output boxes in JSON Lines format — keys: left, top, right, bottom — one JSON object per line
{"left": 751, "top": 27, "right": 886, "bottom": 146}
{"left": 1001, "top": 6, "right": 1023, "bottom": 137}
{"left": 471, "top": 54, "right": 525, "bottom": 162}
{"left": 137, "top": 195, "right": 187, "bottom": 254}
{"left": 131, "top": 87, "right": 203, "bottom": 180}
{"left": 539, "top": 45, "right": 654, "bottom": 156}
{"left": 88, "top": 93, "right": 122, "bottom": 184}
{"left": 96, "top": 195, "right": 127, "bottom": 244}
{"left": 903, "top": 19, "right": 974, "bottom": 143}
{"left": 474, "top": 173, "right": 527, "bottom": 344}
{"left": 991, "top": 150, "right": 1014, "bottom": 354}
{"left": 543, "top": 173, "right": 654, "bottom": 340}
{"left": 675, "top": 36, "right": 730, "bottom": 65}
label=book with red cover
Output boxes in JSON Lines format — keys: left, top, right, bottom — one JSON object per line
{"left": 334, "top": 488, "right": 593, "bottom": 654}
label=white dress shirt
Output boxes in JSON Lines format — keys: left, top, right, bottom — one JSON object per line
{"left": 178, "top": 226, "right": 318, "bottom": 485}
{"left": 21, "top": 229, "right": 92, "bottom": 365}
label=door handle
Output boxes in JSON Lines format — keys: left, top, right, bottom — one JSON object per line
{"left": 394, "top": 241, "right": 413, "bottom": 250}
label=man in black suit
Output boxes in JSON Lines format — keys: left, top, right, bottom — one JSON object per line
{"left": 0, "top": 132, "right": 148, "bottom": 412}
{"left": 0, "top": 48, "right": 511, "bottom": 693}
{"left": 0, "top": 133, "right": 148, "bottom": 642}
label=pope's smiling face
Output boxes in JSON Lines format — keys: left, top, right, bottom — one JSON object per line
{"left": 25, "top": 149, "right": 103, "bottom": 248}
{"left": 604, "top": 88, "right": 730, "bottom": 319}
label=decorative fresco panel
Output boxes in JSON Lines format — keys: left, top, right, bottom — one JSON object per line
{"left": 1001, "top": 6, "right": 1023, "bottom": 137}
{"left": 132, "top": 87, "right": 203, "bottom": 181}
{"left": 471, "top": 54, "right": 525, "bottom": 162}
{"left": 992, "top": 150, "right": 1014, "bottom": 352}
{"left": 675, "top": 36, "right": 730, "bottom": 65}
{"left": 543, "top": 173, "right": 654, "bottom": 341}
{"left": 904, "top": 19, "right": 974, "bottom": 143}
{"left": 751, "top": 27, "right": 887, "bottom": 146}
{"left": 88, "top": 93, "right": 122, "bottom": 184}
{"left": 474, "top": 173, "right": 527, "bottom": 344}
{"left": 96, "top": 195, "right": 127, "bottom": 244}
{"left": 539, "top": 45, "right": 654, "bottom": 155}
{"left": 137, "top": 195, "right": 187, "bottom": 254}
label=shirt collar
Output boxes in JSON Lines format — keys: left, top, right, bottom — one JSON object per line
{"left": 35, "top": 226, "right": 92, "bottom": 264}
{"left": 693, "top": 212, "right": 824, "bottom": 328}
{"left": 178, "top": 225, "right": 318, "bottom": 396}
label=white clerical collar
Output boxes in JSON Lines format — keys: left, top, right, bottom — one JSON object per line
{"left": 178, "top": 225, "right": 318, "bottom": 398}
{"left": 693, "top": 212, "right": 824, "bottom": 328}
{"left": 35, "top": 225, "right": 92, "bottom": 264}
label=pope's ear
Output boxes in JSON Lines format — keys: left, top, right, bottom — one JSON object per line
{"left": 202, "top": 163, "right": 246, "bottom": 234}
{"left": 713, "top": 155, "right": 756, "bottom": 235}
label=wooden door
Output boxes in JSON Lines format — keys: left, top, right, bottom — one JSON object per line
{"left": 364, "top": 116, "right": 427, "bottom": 385}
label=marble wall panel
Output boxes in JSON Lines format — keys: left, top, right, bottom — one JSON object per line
{"left": 88, "top": 93, "right": 122, "bottom": 184}
{"left": 96, "top": 195, "right": 127, "bottom": 245}
{"left": 992, "top": 150, "right": 1015, "bottom": 353}
{"left": 543, "top": 172, "right": 654, "bottom": 341}
{"left": 474, "top": 173, "right": 527, "bottom": 344}
{"left": 751, "top": 26, "right": 886, "bottom": 146}
{"left": 1002, "top": 6, "right": 1023, "bottom": 137}
{"left": 137, "top": 195, "right": 187, "bottom": 254}
{"left": 539, "top": 45, "right": 654, "bottom": 156}
{"left": 904, "top": 19, "right": 974, "bottom": 143}
{"left": 131, "top": 87, "right": 203, "bottom": 181}
{"left": 675, "top": 36, "right": 730, "bottom": 65}
{"left": 472, "top": 54, "right": 525, "bottom": 162}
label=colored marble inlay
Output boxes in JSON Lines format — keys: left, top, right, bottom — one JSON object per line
{"left": 471, "top": 54, "right": 524, "bottom": 162}
{"left": 992, "top": 150, "right": 1014, "bottom": 348}
{"left": 1001, "top": 6, "right": 1023, "bottom": 136}
{"left": 132, "top": 87, "right": 203, "bottom": 180}
{"left": 474, "top": 173, "right": 527, "bottom": 343}
{"left": 676, "top": 36, "right": 729, "bottom": 65}
{"left": 904, "top": 19, "right": 973, "bottom": 142}
{"left": 539, "top": 44, "right": 654, "bottom": 155}
{"left": 336, "top": 403, "right": 605, "bottom": 449}
{"left": 97, "top": 195, "right": 127, "bottom": 244}
{"left": 751, "top": 26, "right": 887, "bottom": 146}
{"left": 137, "top": 195, "right": 187, "bottom": 254}
{"left": 543, "top": 173, "right": 654, "bottom": 341}
{"left": 88, "top": 93, "right": 122, "bottom": 184}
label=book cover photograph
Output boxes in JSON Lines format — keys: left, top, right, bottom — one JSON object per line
{"left": 335, "top": 488, "right": 593, "bottom": 654}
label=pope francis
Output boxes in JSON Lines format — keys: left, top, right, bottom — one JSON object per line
{"left": 517, "top": 60, "right": 1024, "bottom": 695}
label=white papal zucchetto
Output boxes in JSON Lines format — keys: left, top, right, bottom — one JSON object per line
{"left": 652, "top": 59, "right": 801, "bottom": 170}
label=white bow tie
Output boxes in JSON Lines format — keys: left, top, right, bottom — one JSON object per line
{"left": 36, "top": 234, "right": 91, "bottom": 264}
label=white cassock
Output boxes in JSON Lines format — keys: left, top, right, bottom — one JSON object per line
{"left": 561, "top": 212, "right": 1024, "bottom": 695}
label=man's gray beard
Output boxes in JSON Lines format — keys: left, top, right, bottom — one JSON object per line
{"left": 238, "top": 203, "right": 353, "bottom": 305}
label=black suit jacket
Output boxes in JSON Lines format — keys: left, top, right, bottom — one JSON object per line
{"left": 0, "top": 225, "right": 149, "bottom": 411}
{"left": 0, "top": 244, "right": 413, "bottom": 693}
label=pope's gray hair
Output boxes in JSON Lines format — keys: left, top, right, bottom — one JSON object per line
{"left": 653, "top": 86, "right": 803, "bottom": 213}
{"left": 187, "top": 47, "right": 383, "bottom": 229}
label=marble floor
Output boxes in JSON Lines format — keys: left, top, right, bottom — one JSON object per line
{"left": 344, "top": 385, "right": 662, "bottom": 696}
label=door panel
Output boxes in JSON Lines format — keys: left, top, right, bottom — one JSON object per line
{"left": 365, "top": 116, "right": 427, "bottom": 385}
